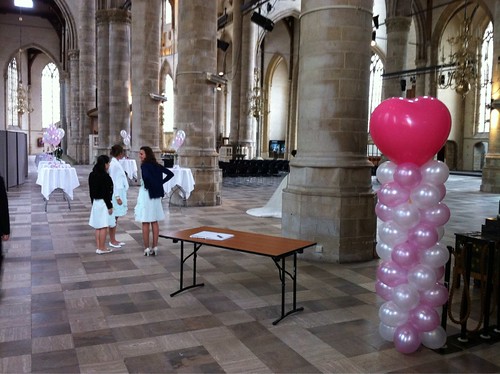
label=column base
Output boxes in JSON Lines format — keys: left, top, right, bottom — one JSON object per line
{"left": 481, "top": 154, "right": 500, "bottom": 193}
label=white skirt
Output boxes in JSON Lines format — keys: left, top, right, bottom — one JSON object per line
{"left": 89, "top": 199, "right": 115, "bottom": 229}
{"left": 134, "top": 183, "right": 165, "bottom": 223}
{"left": 112, "top": 188, "right": 128, "bottom": 217}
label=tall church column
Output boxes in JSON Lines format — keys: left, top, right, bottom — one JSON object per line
{"left": 282, "top": 1, "right": 376, "bottom": 263}
{"left": 481, "top": 1, "right": 500, "bottom": 192}
{"left": 229, "top": 0, "right": 242, "bottom": 148}
{"left": 131, "top": 0, "right": 162, "bottom": 156}
{"left": 108, "top": 10, "right": 131, "bottom": 146}
{"left": 96, "top": 10, "right": 110, "bottom": 155}
{"left": 382, "top": 17, "right": 412, "bottom": 99}
{"left": 175, "top": 0, "right": 222, "bottom": 206}
{"left": 67, "top": 50, "right": 79, "bottom": 161}
{"left": 96, "top": 9, "right": 131, "bottom": 155}
{"left": 78, "top": 0, "right": 96, "bottom": 164}
{"left": 238, "top": 18, "right": 257, "bottom": 158}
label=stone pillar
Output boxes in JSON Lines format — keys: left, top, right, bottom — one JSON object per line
{"left": 282, "top": 0, "right": 376, "bottom": 263}
{"left": 79, "top": 0, "right": 96, "bottom": 164}
{"left": 68, "top": 50, "right": 80, "bottom": 161}
{"left": 229, "top": 0, "right": 242, "bottom": 148}
{"left": 96, "top": 10, "right": 110, "bottom": 156}
{"left": 175, "top": 0, "right": 222, "bottom": 206}
{"left": 382, "top": 17, "right": 412, "bottom": 99}
{"left": 481, "top": 1, "right": 500, "bottom": 192}
{"left": 238, "top": 19, "right": 257, "bottom": 158}
{"left": 131, "top": 0, "right": 162, "bottom": 157}
{"left": 109, "top": 10, "right": 131, "bottom": 146}
{"left": 96, "top": 9, "right": 131, "bottom": 155}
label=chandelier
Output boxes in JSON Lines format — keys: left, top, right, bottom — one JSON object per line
{"left": 16, "top": 15, "right": 33, "bottom": 115}
{"left": 248, "top": 68, "right": 263, "bottom": 118}
{"left": 438, "top": 1, "right": 480, "bottom": 97}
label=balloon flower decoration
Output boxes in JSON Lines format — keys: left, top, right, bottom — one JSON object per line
{"left": 120, "top": 129, "right": 131, "bottom": 146}
{"left": 370, "top": 97, "right": 452, "bottom": 354}
{"left": 42, "top": 124, "right": 65, "bottom": 151}
{"left": 170, "top": 130, "right": 186, "bottom": 152}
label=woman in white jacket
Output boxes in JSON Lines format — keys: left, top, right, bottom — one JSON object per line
{"left": 108, "top": 144, "right": 129, "bottom": 248}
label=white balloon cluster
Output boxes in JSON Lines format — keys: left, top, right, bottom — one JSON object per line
{"left": 120, "top": 129, "right": 131, "bottom": 146}
{"left": 170, "top": 130, "right": 186, "bottom": 152}
{"left": 375, "top": 160, "right": 450, "bottom": 353}
{"left": 42, "top": 124, "right": 65, "bottom": 147}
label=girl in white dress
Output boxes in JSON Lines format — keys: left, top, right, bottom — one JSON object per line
{"left": 108, "top": 144, "right": 129, "bottom": 248}
{"left": 135, "top": 146, "right": 174, "bottom": 256}
{"left": 88, "top": 155, "right": 114, "bottom": 254}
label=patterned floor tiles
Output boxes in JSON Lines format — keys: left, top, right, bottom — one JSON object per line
{"left": 0, "top": 158, "right": 499, "bottom": 373}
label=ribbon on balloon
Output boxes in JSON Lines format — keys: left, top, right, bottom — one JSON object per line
{"left": 370, "top": 96, "right": 452, "bottom": 354}
{"left": 120, "top": 129, "right": 131, "bottom": 146}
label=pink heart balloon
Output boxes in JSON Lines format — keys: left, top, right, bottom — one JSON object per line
{"left": 370, "top": 97, "right": 451, "bottom": 166}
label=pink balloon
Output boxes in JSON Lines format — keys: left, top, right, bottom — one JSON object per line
{"left": 377, "top": 261, "right": 408, "bottom": 287}
{"left": 394, "top": 163, "right": 422, "bottom": 189}
{"left": 420, "top": 283, "right": 449, "bottom": 307}
{"left": 409, "top": 304, "right": 440, "bottom": 332}
{"left": 377, "top": 182, "right": 410, "bottom": 208}
{"left": 408, "top": 223, "right": 438, "bottom": 249}
{"left": 370, "top": 97, "right": 451, "bottom": 166}
{"left": 434, "top": 266, "right": 445, "bottom": 281}
{"left": 420, "top": 203, "right": 451, "bottom": 227}
{"left": 435, "top": 184, "right": 446, "bottom": 201}
{"left": 391, "top": 241, "right": 419, "bottom": 268}
{"left": 394, "top": 323, "right": 421, "bottom": 353}
{"left": 375, "top": 280, "right": 394, "bottom": 301}
{"left": 375, "top": 202, "right": 393, "bottom": 222}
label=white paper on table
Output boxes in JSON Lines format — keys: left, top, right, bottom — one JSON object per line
{"left": 189, "top": 231, "right": 234, "bottom": 240}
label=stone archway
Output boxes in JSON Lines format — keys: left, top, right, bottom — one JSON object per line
{"left": 473, "top": 141, "right": 487, "bottom": 171}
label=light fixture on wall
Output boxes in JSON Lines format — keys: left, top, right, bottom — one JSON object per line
{"left": 248, "top": 68, "right": 263, "bottom": 118}
{"left": 438, "top": 1, "right": 480, "bottom": 97}
{"left": 250, "top": 12, "right": 274, "bottom": 32}
{"left": 16, "top": 14, "right": 33, "bottom": 115}
{"left": 149, "top": 92, "right": 168, "bottom": 102}
{"left": 205, "top": 72, "right": 227, "bottom": 85}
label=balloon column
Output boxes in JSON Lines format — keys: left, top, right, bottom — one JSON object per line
{"left": 370, "top": 97, "right": 452, "bottom": 353}
{"left": 42, "top": 124, "right": 65, "bottom": 148}
{"left": 170, "top": 130, "right": 186, "bottom": 152}
{"left": 120, "top": 130, "right": 131, "bottom": 146}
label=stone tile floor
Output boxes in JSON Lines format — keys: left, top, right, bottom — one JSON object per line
{"left": 0, "top": 158, "right": 499, "bottom": 373}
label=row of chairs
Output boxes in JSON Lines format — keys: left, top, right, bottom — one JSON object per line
{"left": 219, "top": 159, "right": 289, "bottom": 178}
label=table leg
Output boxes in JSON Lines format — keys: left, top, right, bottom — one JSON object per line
{"left": 170, "top": 241, "right": 204, "bottom": 297}
{"left": 272, "top": 252, "right": 304, "bottom": 325}
{"left": 480, "top": 242, "right": 495, "bottom": 339}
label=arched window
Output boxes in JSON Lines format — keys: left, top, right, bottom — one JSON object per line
{"left": 477, "top": 21, "right": 493, "bottom": 134}
{"left": 41, "top": 62, "right": 60, "bottom": 128}
{"left": 368, "top": 53, "right": 384, "bottom": 131}
{"left": 6, "top": 58, "right": 19, "bottom": 128}
{"left": 162, "top": 74, "right": 174, "bottom": 133}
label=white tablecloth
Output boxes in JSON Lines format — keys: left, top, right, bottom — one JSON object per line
{"left": 34, "top": 153, "right": 54, "bottom": 166}
{"left": 37, "top": 160, "right": 68, "bottom": 172}
{"left": 36, "top": 167, "right": 80, "bottom": 200}
{"left": 119, "top": 159, "right": 138, "bottom": 180}
{"left": 163, "top": 167, "right": 195, "bottom": 199}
